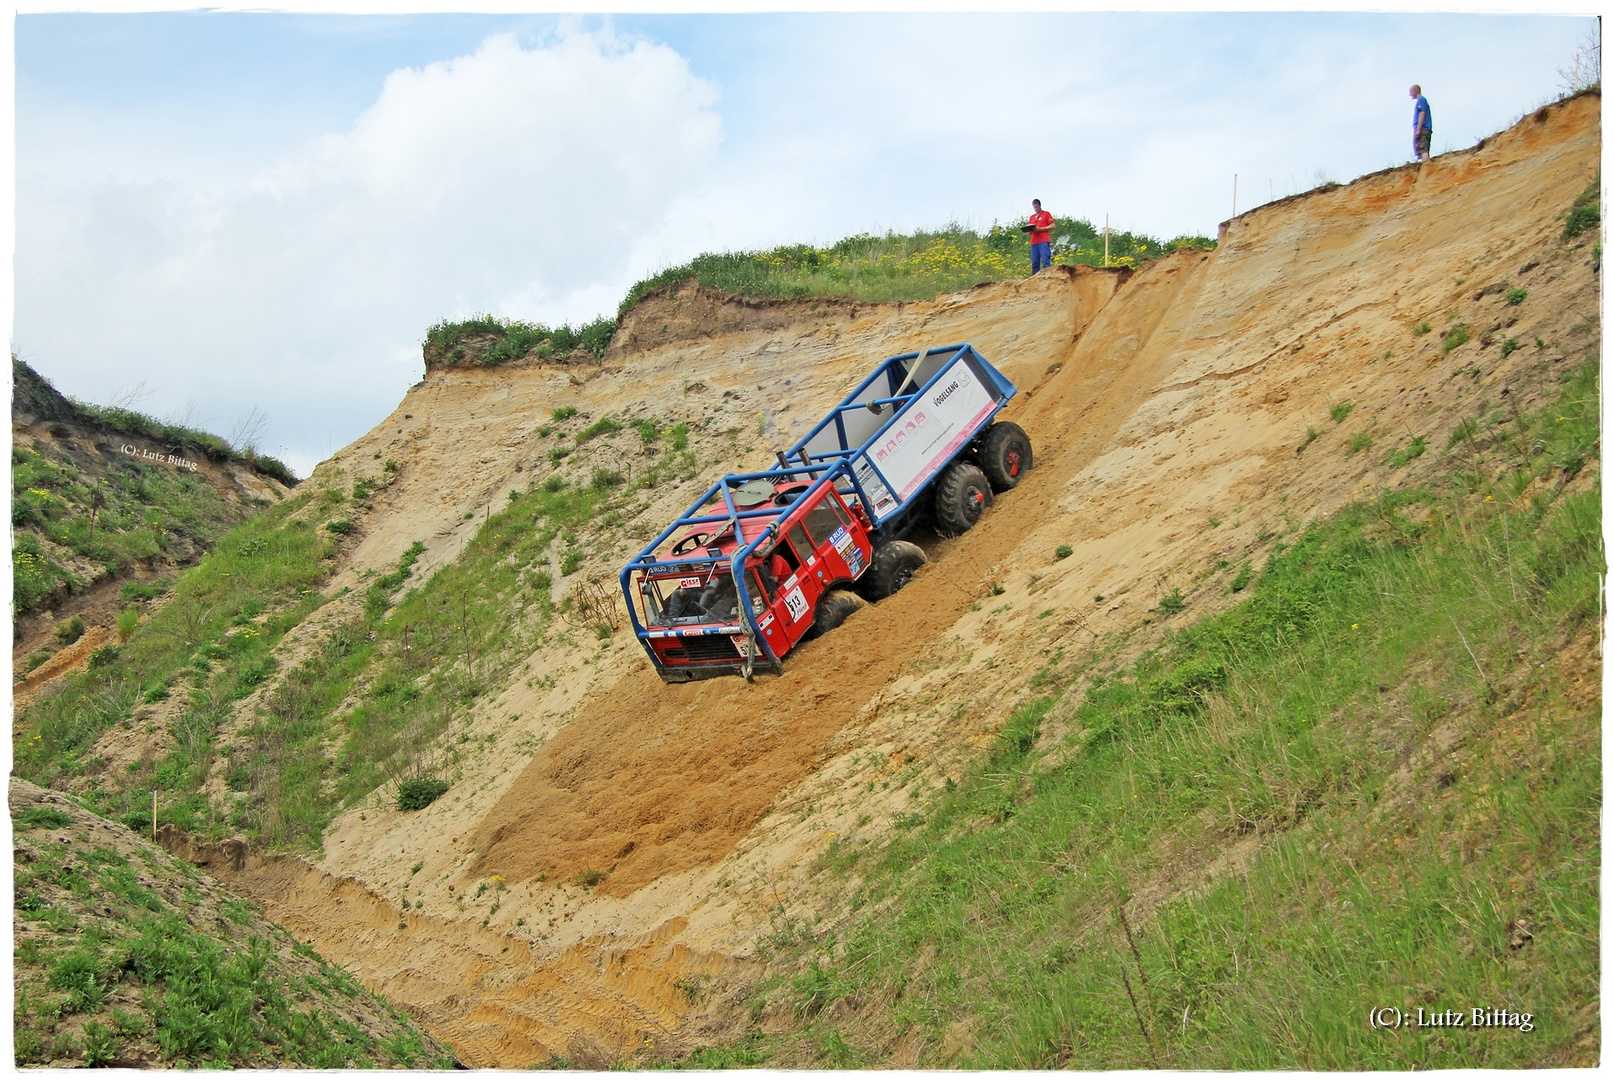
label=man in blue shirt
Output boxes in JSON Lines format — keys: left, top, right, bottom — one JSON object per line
{"left": 1410, "top": 85, "right": 1433, "bottom": 163}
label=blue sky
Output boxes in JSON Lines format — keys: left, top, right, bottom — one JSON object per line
{"left": 13, "top": 11, "right": 1598, "bottom": 476}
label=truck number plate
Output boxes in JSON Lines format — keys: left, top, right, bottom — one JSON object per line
{"left": 783, "top": 587, "right": 809, "bottom": 622}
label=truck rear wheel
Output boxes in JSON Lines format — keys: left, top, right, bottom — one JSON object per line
{"left": 979, "top": 421, "right": 1032, "bottom": 492}
{"left": 803, "top": 589, "right": 862, "bottom": 639}
{"left": 856, "top": 541, "right": 928, "bottom": 601}
{"left": 933, "top": 461, "right": 993, "bottom": 536}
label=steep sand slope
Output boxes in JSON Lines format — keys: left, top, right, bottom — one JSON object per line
{"left": 223, "top": 94, "right": 1599, "bottom": 1066}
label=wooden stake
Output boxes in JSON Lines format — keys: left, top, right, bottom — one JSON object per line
{"left": 151, "top": 791, "right": 157, "bottom": 841}
{"left": 1104, "top": 214, "right": 1110, "bottom": 267}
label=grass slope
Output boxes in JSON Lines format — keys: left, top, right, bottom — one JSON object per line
{"left": 661, "top": 360, "right": 1601, "bottom": 1069}
{"left": 12, "top": 359, "right": 295, "bottom": 620}
{"left": 15, "top": 416, "right": 702, "bottom": 850}
{"left": 11, "top": 783, "right": 453, "bottom": 1068}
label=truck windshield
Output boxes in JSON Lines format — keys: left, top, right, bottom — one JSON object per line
{"left": 642, "top": 569, "right": 743, "bottom": 626}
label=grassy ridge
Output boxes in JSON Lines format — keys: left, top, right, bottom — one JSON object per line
{"left": 425, "top": 217, "right": 1215, "bottom": 367}
{"left": 621, "top": 220, "right": 1214, "bottom": 312}
{"left": 673, "top": 361, "right": 1600, "bottom": 1069}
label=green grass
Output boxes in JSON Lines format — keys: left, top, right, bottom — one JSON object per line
{"left": 619, "top": 219, "right": 1214, "bottom": 314}
{"left": 719, "top": 360, "right": 1599, "bottom": 1068}
{"left": 15, "top": 487, "right": 338, "bottom": 837}
{"left": 1561, "top": 174, "right": 1599, "bottom": 240}
{"left": 423, "top": 217, "right": 1213, "bottom": 372}
{"left": 22, "top": 473, "right": 622, "bottom": 849}
{"left": 11, "top": 803, "right": 448, "bottom": 1068}
{"left": 423, "top": 315, "right": 615, "bottom": 367}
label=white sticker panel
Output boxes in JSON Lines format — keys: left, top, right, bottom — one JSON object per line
{"left": 783, "top": 587, "right": 809, "bottom": 622}
{"left": 870, "top": 358, "right": 999, "bottom": 501}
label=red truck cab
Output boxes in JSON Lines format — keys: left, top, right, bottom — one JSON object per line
{"left": 627, "top": 476, "right": 874, "bottom": 681}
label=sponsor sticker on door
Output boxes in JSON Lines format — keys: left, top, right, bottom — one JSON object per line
{"left": 783, "top": 587, "right": 809, "bottom": 622}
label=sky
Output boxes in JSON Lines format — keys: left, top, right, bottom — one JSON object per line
{"left": 11, "top": 9, "right": 1600, "bottom": 478}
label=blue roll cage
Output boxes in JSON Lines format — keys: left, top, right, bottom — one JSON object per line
{"left": 620, "top": 343, "right": 1016, "bottom": 668}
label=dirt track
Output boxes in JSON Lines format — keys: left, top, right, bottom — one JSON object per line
{"left": 223, "top": 94, "right": 1600, "bottom": 1065}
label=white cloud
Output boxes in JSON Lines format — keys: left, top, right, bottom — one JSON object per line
{"left": 18, "top": 28, "right": 721, "bottom": 477}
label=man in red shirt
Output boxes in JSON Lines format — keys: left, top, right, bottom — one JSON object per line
{"left": 1026, "top": 199, "right": 1055, "bottom": 274}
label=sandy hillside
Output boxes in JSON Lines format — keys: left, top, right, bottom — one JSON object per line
{"left": 197, "top": 93, "right": 1599, "bottom": 1066}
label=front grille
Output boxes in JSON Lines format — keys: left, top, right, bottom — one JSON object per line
{"left": 680, "top": 635, "right": 743, "bottom": 662}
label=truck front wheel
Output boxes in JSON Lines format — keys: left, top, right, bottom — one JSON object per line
{"left": 934, "top": 461, "right": 993, "bottom": 536}
{"left": 803, "top": 589, "right": 863, "bottom": 639}
{"left": 979, "top": 421, "right": 1032, "bottom": 492}
{"left": 856, "top": 541, "right": 928, "bottom": 601}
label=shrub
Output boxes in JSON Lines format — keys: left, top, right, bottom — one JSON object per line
{"left": 1441, "top": 325, "right": 1470, "bottom": 352}
{"left": 1156, "top": 590, "right": 1186, "bottom": 614}
{"left": 1504, "top": 287, "right": 1528, "bottom": 305}
{"left": 325, "top": 519, "right": 354, "bottom": 535}
{"left": 13, "top": 806, "right": 71, "bottom": 830}
{"left": 26, "top": 650, "right": 51, "bottom": 672}
{"left": 397, "top": 778, "right": 450, "bottom": 812}
{"left": 542, "top": 475, "right": 566, "bottom": 493}
{"left": 576, "top": 417, "right": 623, "bottom": 444}
{"left": 560, "top": 549, "right": 585, "bottom": 575}
{"left": 1563, "top": 175, "right": 1600, "bottom": 239}
{"left": 1348, "top": 431, "right": 1374, "bottom": 454}
{"left": 56, "top": 616, "right": 86, "bottom": 645}
{"left": 590, "top": 468, "right": 625, "bottom": 490}
{"left": 49, "top": 950, "right": 107, "bottom": 1012}
{"left": 1330, "top": 401, "right": 1355, "bottom": 423}
{"left": 1413, "top": 320, "right": 1432, "bottom": 335}
{"left": 551, "top": 406, "right": 578, "bottom": 422}
{"left": 1389, "top": 436, "right": 1429, "bottom": 467}
{"left": 572, "top": 869, "right": 605, "bottom": 888}
{"left": 1054, "top": 545, "right": 1073, "bottom": 560}
{"left": 88, "top": 645, "right": 120, "bottom": 670}
{"left": 116, "top": 606, "right": 140, "bottom": 642}
{"left": 121, "top": 581, "right": 164, "bottom": 602}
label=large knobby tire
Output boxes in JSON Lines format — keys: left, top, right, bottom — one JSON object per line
{"left": 933, "top": 461, "right": 993, "bottom": 536}
{"left": 802, "top": 589, "right": 863, "bottom": 640}
{"left": 979, "top": 421, "right": 1032, "bottom": 492}
{"left": 855, "top": 541, "right": 928, "bottom": 602}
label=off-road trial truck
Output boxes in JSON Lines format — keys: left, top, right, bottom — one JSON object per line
{"left": 620, "top": 343, "right": 1032, "bottom": 682}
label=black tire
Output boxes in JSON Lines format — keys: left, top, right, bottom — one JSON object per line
{"left": 803, "top": 589, "right": 862, "bottom": 640}
{"left": 855, "top": 541, "right": 928, "bottom": 601}
{"left": 979, "top": 421, "right": 1032, "bottom": 492}
{"left": 933, "top": 461, "right": 993, "bottom": 536}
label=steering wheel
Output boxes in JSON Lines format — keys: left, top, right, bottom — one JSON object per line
{"left": 670, "top": 532, "right": 715, "bottom": 556}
